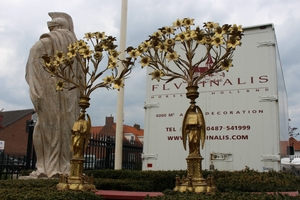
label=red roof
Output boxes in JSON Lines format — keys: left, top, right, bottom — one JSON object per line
{"left": 90, "top": 126, "right": 103, "bottom": 135}
{"left": 289, "top": 137, "right": 300, "bottom": 150}
{"left": 90, "top": 121, "right": 144, "bottom": 138}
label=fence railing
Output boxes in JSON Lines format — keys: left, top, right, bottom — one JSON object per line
{"left": 85, "top": 135, "right": 143, "bottom": 170}
{"left": 0, "top": 153, "right": 26, "bottom": 179}
{"left": 0, "top": 134, "right": 143, "bottom": 179}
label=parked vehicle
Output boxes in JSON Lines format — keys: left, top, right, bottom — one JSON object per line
{"left": 0, "top": 155, "right": 26, "bottom": 166}
{"left": 142, "top": 24, "right": 289, "bottom": 172}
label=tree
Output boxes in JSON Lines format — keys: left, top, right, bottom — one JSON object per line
{"left": 289, "top": 119, "right": 299, "bottom": 138}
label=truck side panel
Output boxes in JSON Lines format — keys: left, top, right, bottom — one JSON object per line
{"left": 142, "top": 24, "right": 288, "bottom": 172}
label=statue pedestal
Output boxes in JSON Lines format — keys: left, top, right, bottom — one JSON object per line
{"left": 57, "top": 157, "right": 96, "bottom": 191}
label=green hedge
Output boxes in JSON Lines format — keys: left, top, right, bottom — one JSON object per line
{"left": 212, "top": 167, "right": 300, "bottom": 192}
{"left": 0, "top": 179, "right": 103, "bottom": 200}
{"left": 145, "top": 190, "right": 300, "bottom": 200}
{"left": 85, "top": 168, "right": 300, "bottom": 192}
{"left": 86, "top": 169, "right": 187, "bottom": 191}
{"left": 1, "top": 168, "right": 300, "bottom": 199}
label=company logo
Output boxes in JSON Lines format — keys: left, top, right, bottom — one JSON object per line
{"left": 193, "top": 53, "right": 225, "bottom": 82}
{"left": 150, "top": 53, "right": 269, "bottom": 95}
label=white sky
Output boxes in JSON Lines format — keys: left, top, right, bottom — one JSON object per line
{"left": 0, "top": 0, "right": 299, "bottom": 132}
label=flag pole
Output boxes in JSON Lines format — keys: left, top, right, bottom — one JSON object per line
{"left": 115, "top": 0, "right": 128, "bottom": 170}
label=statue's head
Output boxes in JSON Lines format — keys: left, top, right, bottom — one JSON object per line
{"left": 47, "top": 12, "right": 74, "bottom": 33}
{"left": 47, "top": 17, "right": 69, "bottom": 31}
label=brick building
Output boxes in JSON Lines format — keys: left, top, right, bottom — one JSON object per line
{"left": 0, "top": 110, "right": 143, "bottom": 158}
{"left": 0, "top": 109, "right": 35, "bottom": 155}
{"left": 88, "top": 115, "right": 143, "bottom": 166}
{"left": 90, "top": 115, "right": 144, "bottom": 143}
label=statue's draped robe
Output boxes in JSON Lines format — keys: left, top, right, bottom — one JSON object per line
{"left": 25, "top": 30, "right": 80, "bottom": 178}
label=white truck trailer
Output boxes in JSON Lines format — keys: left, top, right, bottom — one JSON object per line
{"left": 142, "top": 23, "right": 289, "bottom": 172}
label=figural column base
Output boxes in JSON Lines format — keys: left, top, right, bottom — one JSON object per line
{"left": 57, "top": 157, "right": 96, "bottom": 191}
{"left": 174, "top": 154, "right": 217, "bottom": 193}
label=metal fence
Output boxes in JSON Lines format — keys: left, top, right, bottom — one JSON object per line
{"left": 85, "top": 135, "right": 143, "bottom": 170}
{"left": 0, "top": 152, "right": 26, "bottom": 179}
{"left": 0, "top": 134, "right": 143, "bottom": 179}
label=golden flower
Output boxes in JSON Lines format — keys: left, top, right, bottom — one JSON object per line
{"left": 52, "top": 59, "right": 61, "bottom": 67}
{"left": 164, "top": 38, "right": 175, "bottom": 46}
{"left": 47, "top": 64, "right": 58, "bottom": 75}
{"left": 164, "top": 26, "right": 175, "bottom": 35}
{"left": 183, "top": 18, "right": 195, "bottom": 27}
{"left": 229, "top": 24, "right": 243, "bottom": 33}
{"left": 113, "top": 78, "right": 124, "bottom": 90}
{"left": 109, "top": 49, "right": 120, "bottom": 58}
{"left": 205, "top": 36, "right": 212, "bottom": 45}
{"left": 67, "top": 43, "right": 77, "bottom": 51}
{"left": 109, "top": 56, "right": 118, "bottom": 63}
{"left": 220, "top": 58, "right": 233, "bottom": 72}
{"left": 102, "top": 75, "right": 114, "bottom": 85}
{"left": 76, "top": 40, "right": 87, "bottom": 49}
{"left": 62, "top": 57, "right": 73, "bottom": 65}
{"left": 191, "top": 28, "right": 204, "bottom": 38}
{"left": 191, "top": 30, "right": 197, "bottom": 37}
{"left": 152, "top": 31, "right": 163, "bottom": 38}
{"left": 139, "top": 41, "right": 151, "bottom": 52}
{"left": 94, "top": 44, "right": 103, "bottom": 52}
{"left": 67, "top": 49, "right": 77, "bottom": 58}
{"left": 211, "top": 36, "right": 224, "bottom": 47}
{"left": 158, "top": 43, "right": 167, "bottom": 52}
{"left": 151, "top": 38, "right": 160, "bottom": 49}
{"left": 101, "top": 43, "right": 108, "bottom": 50}
{"left": 175, "top": 32, "right": 187, "bottom": 42}
{"left": 128, "top": 49, "right": 141, "bottom": 59}
{"left": 79, "top": 48, "right": 93, "bottom": 59}
{"left": 227, "top": 36, "right": 241, "bottom": 49}
{"left": 54, "top": 51, "right": 65, "bottom": 62}
{"left": 204, "top": 22, "right": 219, "bottom": 30}
{"left": 78, "top": 44, "right": 89, "bottom": 50}
{"left": 214, "top": 26, "right": 226, "bottom": 37}
{"left": 166, "top": 51, "right": 179, "bottom": 62}
{"left": 84, "top": 32, "right": 94, "bottom": 41}
{"left": 184, "top": 30, "right": 192, "bottom": 40}
{"left": 194, "top": 26, "right": 202, "bottom": 32}
{"left": 41, "top": 54, "right": 51, "bottom": 67}
{"left": 106, "top": 35, "right": 116, "bottom": 42}
{"left": 94, "top": 32, "right": 106, "bottom": 40}
{"left": 173, "top": 19, "right": 183, "bottom": 28}
{"left": 149, "top": 70, "right": 165, "bottom": 82}
{"left": 94, "top": 51, "right": 103, "bottom": 60}
{"left": 139, "top": 56, "right": 151, "bottom": 68}
{"left": 125, "top": 46, "right": 134, "bottom": 53}
{"left": 108, "top": 60, "right": 118, "bottom": 69}
{"left": 193, "top": 33, "right": 206, "bottom": 45}
{"left": 222, "top": 24, "right": 231, "bottom": 33}
{"left": 55, "top": 80, "right": 65, "bottom": 91}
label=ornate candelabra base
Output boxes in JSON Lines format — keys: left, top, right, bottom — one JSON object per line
{"left": 175, "top": 85, "right": 217, "bottom": 193}
{"left": 174, "top": 153, "right": 217, "bottom": 193}
{"left": 57, "top": 96, "right": 96, "bottom": 191}
{"left": 57, "top": 157, "right": 96, "bottom": 191}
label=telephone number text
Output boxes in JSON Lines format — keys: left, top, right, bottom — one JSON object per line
{"left": 206, "top": 125, "right": 251, "bottom": 131}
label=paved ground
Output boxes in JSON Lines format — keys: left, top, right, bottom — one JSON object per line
{"left": 95, "top": 190, "right": 163, "bottom": 200}
{"left": 95, "top": 190, "right": 299, "bottom": 199}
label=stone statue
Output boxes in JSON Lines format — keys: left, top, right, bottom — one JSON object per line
{"left": 25, "top": 12, "right": 81, "bottom": 178}
{"left": 182, "top": 104, "right": 206, "bottom": 155}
